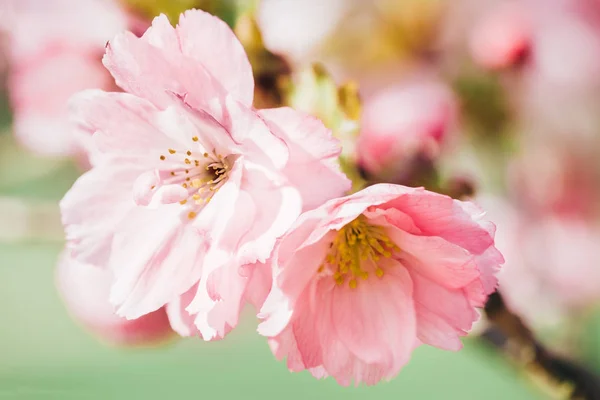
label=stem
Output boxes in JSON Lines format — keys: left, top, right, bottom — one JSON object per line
{"left": 482, "top": 291, "right": 600, "bottom": 400}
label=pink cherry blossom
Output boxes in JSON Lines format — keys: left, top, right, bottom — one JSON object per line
{"left": 259, "top": 184, "right": 503, "bottom": 386}
{"left": 4, "top": 0, "right": 127, "bottom": 157}
{"left": 56, "top": 253, "right": 174, "bottom": 345}
{"left": 61, "top": 10, "right": 350, "bottom": 341}
{"left": 480, "top": 196, "right": 600, "bottom": 327}
{"left": 508, "top": 141, "right": 600, "bottom": 218}
{"left": 357, "top": 79, "right": 457, "bottom": 179}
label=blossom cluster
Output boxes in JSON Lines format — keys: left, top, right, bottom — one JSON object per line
{"left": 54, "top": 9, "right": 504, "bottom": 386}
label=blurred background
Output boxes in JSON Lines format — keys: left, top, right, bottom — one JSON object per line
{"left": 2, "top": 0, "right": 600, "bottom": 398}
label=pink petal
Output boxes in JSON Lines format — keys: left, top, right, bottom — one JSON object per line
{"left": 259, "top": 107, "right": 351, "bottom": 210}
{"left": 331, "top": 260, "right": 416, "bottom": 372}
{"left": 257, "top": 284, "right": 294, "bottom": 338}
{"left": 103, "top": 30, "right": 221, "bottom": 111}
{"left": 235, "top": 166, "right": 302, "bottom": 264}
{"left": 109, "top": 206, "right": 207, "bottom": 319}
{"left": 387, "top": 226, "right": 481, "bottom": 289}
{"left": 289, "top": 288, "right": 325, "bottom": 370}
{"left": 132, "top": 170, "right": 160, "bottom": 206}
{"left": 133, "top": 171, "right": 189, "bottom": 208}
{"left": 192, "top": 162, "right": 243, "bottom": 259}
{"left": 140, "top": 14, "right": 180, "bottom": 53}
{"left": 275, "top": 236, "right": 333, "bottom": 319}
{"left": 176, "top": 10, "right": 254, "bottom": 106}
{"left": 223, "top": 97, "right": 288, "bottom": 169}
{"left": 410, "top": 270, "right": 479, "bottom": 351}
{"left": 201, "top": 262, "right": 248, "bottom": 340}
{"left": 199, "top": 261, "right": 272, "bottom": 340}
{"left": 60, "top": 158, "right": 141, "bottom": 266}
{"left": 308, "top": 184, "right": 420, "bottom": 241}
{"left": 69, "top": 90, "right": 172, "bottom": 157}
{"left": 245, "top": 261, "right": 273, "bottom": 311}
{"left": 166, "top": 284, "right": 199, "bottom": 337}
{"left": 384, "top": 192, "right": 496, "bottom": 255}
{"left": 316, "top": 281, "right": 391, "bottom": 386}
{"left": 363, "top": 207, "right": 421, "bottom": 234}
{"left": 158, "top": 93, "right": 235, "bottom": 155}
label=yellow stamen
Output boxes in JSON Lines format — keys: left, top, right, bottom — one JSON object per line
{"left": 319, "top": 215, "right": 399, "bottom": 289}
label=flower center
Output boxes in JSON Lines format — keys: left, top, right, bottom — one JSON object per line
{"left": 319, "top": 215, "right": 399, "bottom": 289}
{"left": 158, "top": 146, "right": 235, "bottom": 219}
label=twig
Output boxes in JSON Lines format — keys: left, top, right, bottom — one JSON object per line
{"left": 482, "top": 291, "right": 600, "bottom": 400}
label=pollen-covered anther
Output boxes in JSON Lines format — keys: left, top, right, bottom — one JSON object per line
{"left": 320, "top": 215, "right": 399, "bottom": 289}
{"left": 158, "top": 146, "right": 234, "bottom": 212}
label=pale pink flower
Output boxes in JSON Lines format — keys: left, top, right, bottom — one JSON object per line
{"left": 482, "top": 196, "right": 600, "bottom": 327}
{"left": 521, "top": 0, "right": 600, "bottom": 139}
{"left": 56, "top": 253, "right": 174, "bottom": 345}
{"left": 5, "top": 0, "right": 127, "bottom": 157}
{"left": 357, "top": 79, "right": 457, "bottom": 179}
{"left": 61, "top": 10, "right": 349, "bottom": 341}
{"left": 508, "top": 141, "right": 599, "bottom": 218}
{"left": 259, "top": 184, "right": 503, "bottom": 386}
{"left": 469, "top": 2, "right": 531, "bottom": 70}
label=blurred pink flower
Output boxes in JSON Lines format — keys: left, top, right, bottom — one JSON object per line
{"left": 61, "top": 10, "right": 349, "bottom": 341}
{"left": 469, "top": 2, "right": 531, "bottom": 70}
{"left": 56, "top": 253, "right": 174, "bottom": 345}
{"left": 508, "top": 142, "right": 600, "bottom": 218}
{"left": 464, "top": 0, "right": 600, "bottom": 138}
{"left": 357, "top": 79, "right": 457, "bottom": 178}
{"left": 483, "top": 196, "right": 600, "bottom": 327}
{"left": 522, "top": 0, "right": 600, "bottom": 139}
{"left": 259, "top": 184, "right": 503, "bottom": 386}
{"left": 5, "top": 0, "right": 127, "bottom": 157}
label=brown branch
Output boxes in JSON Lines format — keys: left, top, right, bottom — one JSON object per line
{"left": 482, "top": 291, "right": 600, "bottom": 400}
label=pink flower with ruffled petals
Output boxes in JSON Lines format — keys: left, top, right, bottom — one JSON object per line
{"left": 56, "top": 253, "right": 174, "bottom": 345}
{"left": 259, "top": 184, "right": 503, "bottom": 386}
{"left": 61, "top": 10, "right": 350, "bottom": 341}
{"left": 5, "top": 0, "right": 127, "bottom": 157}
